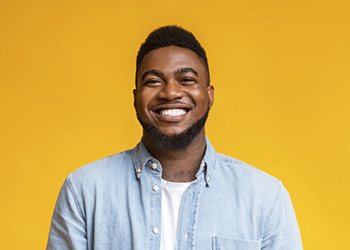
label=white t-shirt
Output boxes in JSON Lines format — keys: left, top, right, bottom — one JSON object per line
{"left": 160, "top": 179, "right": 193, "bottom": 250}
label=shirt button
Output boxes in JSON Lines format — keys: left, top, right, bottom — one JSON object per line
{"left": 184, "top": 232, "right": 190, "bottom": 239}
{"left": 152, "top": 185, "right": 159, "bottom": 192}
{"left": 151, "top": 162, "right": 158, "bottom": 170}
{"left": 153, "top": 227, "right": 159, "bottom": 234}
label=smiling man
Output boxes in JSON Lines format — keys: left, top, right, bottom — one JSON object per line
{"left": 47, "top": 26, "right": 302, "bottom": 250}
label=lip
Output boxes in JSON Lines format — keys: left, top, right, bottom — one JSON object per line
{"left": 152, "top": 103, "right": 193, "bottom": 112}
{"left": 152, "top": 109, "right": 189, "bottom": 122}
{"left": 151, "top": 103, "right": 193, "bottom": 123}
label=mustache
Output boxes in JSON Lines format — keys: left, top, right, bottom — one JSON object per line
{"left": 150, "top": 100, "right": 194, "bottom": 109}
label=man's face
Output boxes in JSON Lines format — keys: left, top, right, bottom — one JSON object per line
{"left": 134, "top": 46, "right": 214, "bottom": 148}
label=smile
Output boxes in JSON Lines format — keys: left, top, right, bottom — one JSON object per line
{"left": 151, "top": 102, "right": 193, "bottom": 122}
{"left": 159, "top": 109, "right": 187, "bottom": 117}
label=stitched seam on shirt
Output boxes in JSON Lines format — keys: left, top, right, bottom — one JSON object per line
{"left": 66, "top": 176, "right": 86, "bottom": 221}
{"left": 261, "top": 180, "right": 283, "bottom": 238}
{"left": 209, "top": 153, "right": 218, "bottom": 182}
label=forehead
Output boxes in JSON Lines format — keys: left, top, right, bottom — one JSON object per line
{"left": 138, "top": 46, "right": 206, "bottom": 75}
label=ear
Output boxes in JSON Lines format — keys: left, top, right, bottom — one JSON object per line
{"left": 133, "top": 89, "right": 137, "bottom": 109}
{"left": 207, "top": 85, "right": 214, "bottom": 109}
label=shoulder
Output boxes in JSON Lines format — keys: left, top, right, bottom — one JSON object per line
{"left": 66, "top": 149, "right": 134, "bottom": 191}
{"left": 212, "top": 153, "right": 301, "bottom": 247}
{"left": 216, "top": 153, "right": 280, "bottom": 184}
{"left": 214, "top": 152, "right": 284, "bottom": 204}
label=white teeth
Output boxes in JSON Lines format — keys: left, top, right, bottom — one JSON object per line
{"left": 160, "top": 109, "right": 187, "bottom": 116}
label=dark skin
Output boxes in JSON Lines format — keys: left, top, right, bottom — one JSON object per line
{"left": 143, "top": 128, "right": 206, "bottom": 182}
{"left": 134, "top": 46, "right": 214, "bottom": 182}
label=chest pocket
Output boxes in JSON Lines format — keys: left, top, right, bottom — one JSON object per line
{"left": 212, "top": 236, "right": 261, "bottom": 250}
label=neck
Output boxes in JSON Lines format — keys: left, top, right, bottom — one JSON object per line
{"left": 142, "top": 131, "right": 207, "bottom": 182}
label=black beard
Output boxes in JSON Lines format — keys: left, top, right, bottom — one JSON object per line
{"left": 137, "top": 110, "right": 209, "bottom": 152}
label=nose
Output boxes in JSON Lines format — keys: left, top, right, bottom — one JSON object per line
{"left": 158, "top": 80, "right": 184, "bottom": 100}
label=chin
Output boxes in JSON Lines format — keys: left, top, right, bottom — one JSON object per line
{"left": 137, "top": 110, "right": 209, "bottom": 151}
{"left": 158, "top": 127, "right": 187, "bottom": 137}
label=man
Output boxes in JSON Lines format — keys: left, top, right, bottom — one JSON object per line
{"left": 47, "top": 26, "right": 302, "bottom": 250}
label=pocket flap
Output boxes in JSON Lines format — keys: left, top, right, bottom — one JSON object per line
{"left": 212, "top": 236, "right": 261, "bottom": 250}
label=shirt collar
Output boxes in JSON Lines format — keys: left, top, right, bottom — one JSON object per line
{"left": 199, "top": 137, "right": 217, "bottom": 186}
{"left": 131, "top": 137, "right": 217, "bottom": 186}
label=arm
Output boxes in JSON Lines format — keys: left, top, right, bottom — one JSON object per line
{"left": 261, "top": 182, "right": 303, "bottom": 250}
{"left": 47, "top": 177, "right": 87, "bottom": 250}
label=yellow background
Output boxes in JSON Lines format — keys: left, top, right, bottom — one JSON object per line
{"left": 1, "top": 0, "right": 349, "bottom": 249}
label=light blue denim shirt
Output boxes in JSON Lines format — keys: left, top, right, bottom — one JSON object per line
{"left": 47, "top": 139, "right": 302, "bottom": 250}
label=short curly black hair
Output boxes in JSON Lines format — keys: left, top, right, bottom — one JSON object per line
{"left": 135, "top": 25, "right": 210, "bottom": 84}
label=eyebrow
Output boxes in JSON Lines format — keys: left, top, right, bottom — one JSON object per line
{"left": 141, "top": 69, "right": 165, "bottom": 81}
{"left": 174, "top": 67, "right": 198, "bottom": 76}
{"left": 141, "top": 67, "right": 199, "bottom": 81}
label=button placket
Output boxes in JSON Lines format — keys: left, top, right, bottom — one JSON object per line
{"left": 152, "top": 227, "right": 159, "bottom": 234}
{"left": 147, "top": 162, "right": 161, "bottom": 249}
{"left": 152, "top": 185, "right": 159, "bottom": 192}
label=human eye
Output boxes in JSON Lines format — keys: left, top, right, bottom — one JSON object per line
{"left": 144, "top": 78, "right": 163, "bottom": 87}
{"left": 179, "top": 77, "right": 196, "bottom": 85}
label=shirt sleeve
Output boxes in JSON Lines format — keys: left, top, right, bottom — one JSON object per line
{"left": 261, "top": 182, "right": 303, "bottom": 250}
{"left": 46, "top": 177, "right": 87, "bottom": 250}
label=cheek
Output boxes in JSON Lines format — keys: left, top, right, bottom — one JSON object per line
{"left": 192, "top": 90, "right": 210, "bottom": 108}
{"left": 136, "top": 91, "right": 156, "bottom": 112}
